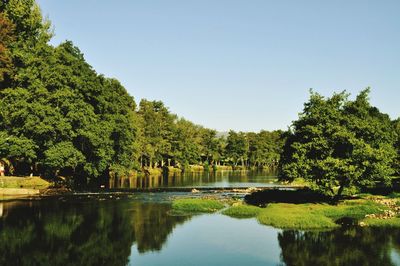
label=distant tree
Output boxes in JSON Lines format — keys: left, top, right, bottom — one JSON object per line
{"left": 279, "top": 89, "right": 396, "bottom": 198}
{"left": 200, "top": 128, "right": 220, "bottom": 165}
{"left": 138, "top": 100, "right": 176, "bottom": 167}
{"left": 225, "top": 131, "right": 248, "bottom": 168}
{"left": 247, "top": 130, "right": 284, "bottom": 169}
{"left": 172, "top": 118, "right": 202, "bottom": 167}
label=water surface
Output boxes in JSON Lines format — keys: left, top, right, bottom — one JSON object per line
{"left": 1, "top": 196, "right": 400, "bottom": 266}
{"left": 110, "top": 170, "right": 278, "bottom": 189}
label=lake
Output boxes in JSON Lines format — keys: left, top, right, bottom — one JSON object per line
{"left": 1, "top": 194, "right": 400, "bottom": 266}
{"left": 109, "top": 170, "right": 279, "bottom": 189}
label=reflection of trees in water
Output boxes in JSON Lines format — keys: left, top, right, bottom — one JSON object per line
{"left": 130, "top": 202, "right": 189, "bottom": 253}
{"left": 278, "top": 228, "right": 400, "bottom": 266}
{"left": 110, "top": 169, "right": 277, "bottom": 189}
{"left": 0, "top": 199, "right": 190, "bottom": 266}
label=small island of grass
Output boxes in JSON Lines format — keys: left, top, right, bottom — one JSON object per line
{"left": 222, "top": 204, "right": 262, "bottom": 218}
{"left": 171, "top": 198, "right": 225, "bottom": 214}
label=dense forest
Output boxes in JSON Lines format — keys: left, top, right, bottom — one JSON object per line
{"left": 0, "top": 0, "right": 284, "bottom": 184}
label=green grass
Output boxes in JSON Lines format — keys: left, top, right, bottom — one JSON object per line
{"left": 362, "top": 217, "right": 400, "bottom": 227}
{"left": 222, "top": 205, "right": 262, "bottom": 218}
{"left": 317, "top": 199, "right": 385, "bottom": 220}
{"left": 256, "top": 199, "right": 386, "bottom": 230}
{"left": 257, "top": 203, "right": 338, "bottom": 229}
{"left": 0, "top": 176, "right": 51, "bottom": 189}
{"left": 172, "top": 198, "right": 225, "bottom": 213}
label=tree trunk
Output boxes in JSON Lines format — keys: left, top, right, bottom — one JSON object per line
{"left": 335, "top": 184, "right": 345, "bottom": 202}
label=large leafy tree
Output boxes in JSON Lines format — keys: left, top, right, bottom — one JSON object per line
{"left": 0, "top": 0, "right": 141, "bottom": 182}
{"left": 279, "top": 89, "right": 396, "bottom": 197}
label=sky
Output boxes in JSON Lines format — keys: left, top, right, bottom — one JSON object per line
{"left": 36, "top": 0, "right": 400, "bottom": 132}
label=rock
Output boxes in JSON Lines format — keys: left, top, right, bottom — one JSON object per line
{"left": 359, "top": 222, "right": 366, "bottom": 227}
{"left": 191, "top": 188, "right": 200, "bottom": 193}
{"left": 246, "top": 187, "right": 258, "bottom": 192}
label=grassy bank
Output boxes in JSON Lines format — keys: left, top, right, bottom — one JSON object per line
{"left": 0, "top": 176, "right": 51, "bottom": 189}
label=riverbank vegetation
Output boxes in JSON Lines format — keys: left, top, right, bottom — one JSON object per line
{"left": 0, "top": 176, "right": 50, "bottom": 189}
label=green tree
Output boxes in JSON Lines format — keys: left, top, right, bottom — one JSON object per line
{"left": 279, "top": 89, "right": 396, "bottom": 197}
{"left": 201, "top": 128, "right": 221, "bottom": 165}
{"left": 172, "top": 118, "right": 203, "bottom": 167}
{"left": 247, "top": 130, "right": 284, "bottom": 169}
{"left": 138, "top": 100, "right": 176, "bottom": 168}
{"left": 225, "top": 130, "right": 248, "bottom": 168}
{"left": 0, "top": 1, "right": 141, "bottom": 183}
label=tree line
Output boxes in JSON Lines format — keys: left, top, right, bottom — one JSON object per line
{"left": 0, "top": 0, "right": 283, "bottom": 184}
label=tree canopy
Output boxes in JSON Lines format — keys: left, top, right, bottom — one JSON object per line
{"left": 279, "top": 89, "right": 397, "bottom": 197}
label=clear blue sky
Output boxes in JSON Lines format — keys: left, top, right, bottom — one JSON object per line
{"left": 37, "top": 0, "right": 400, "bottom": 132}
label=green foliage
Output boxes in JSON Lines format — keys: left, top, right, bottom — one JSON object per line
{"left": 279, "top": 89, "right": 397, "bottom": 197}
{"left": 362, "top": 218, "right": 400, "bottom": 227}
{"left": 222, "top": 204, "right": 261, "bottom": 218}
{"left": 44, "top": 142, "right": 85, "bottom": 170}
{"left": 256, "top": 200, "right": 385, "bottom": 230}
{"left": 172, "top": 198, "right": 224, "bottom": 213}
{"left": 225, "top": 131, "right": 248, "bottom": 167}
{"left": 247, "top": 130, "right": 284, "bottom": 169}
{"left": 257, "top": 203, "right": 338, "bottom": 229}
{"left": 0, "top": 1, "right": 140, "bottom": 182}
